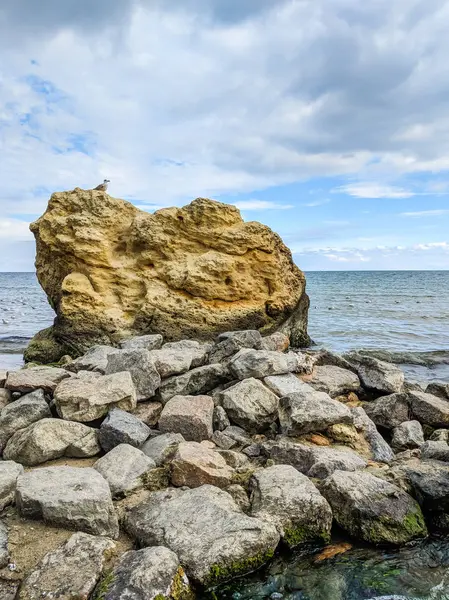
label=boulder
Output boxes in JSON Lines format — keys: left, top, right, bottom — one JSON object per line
{"left": 260, "top": 332, "right": 290, "bottom": 352}
{"left": 120, "top": 334, "right": 163, "bottom": 351}
{"left": 16, "top": 467, "right": 119, "bottom": 537}
{"left": 229, "top": 349, "right": 299, "bottom": 380}
{"left": 94, "top": 444, "right": 157, "bottom": 497}
{"left": 344, "top": 353, "right": 404, "bottom": 394}
{"left": 306, "top": 365, "right": 361, "bottom": 398}
{"left": 409, "top": 390, "right": 449, "bottom": 427}
{"left": 279, "top": 386, "right": 353, "bottom": 436}
{"left": 3, "top": 419, "right": 100, "bottom": 466}
{"left": 249, "top": 465, "right": 332, "bottom": 547}
{"left": 54, "top": 371, "right": 136, "bottom": 421}
{"left": 158, "top": 364, "right": 228, "bottom": 404}
{"left": 350, "top": 407, "right": 395, "bottom": 463}
{"left": 0, "top": 388, "right": 11, "bottom": 409}
{"left": 163, "top": 340, "right": 211, "bottom": 368}
{"left": 0, "top": 389, "right": 51, "bottom": 452}
{"left": 264, "top": 439, "right": 314, "bottom": 473}
{"left": 430, "top": 429, "right": 449, "bottom": 443}
{"left": 125, "top": 485, "right": 280, "bottom": 585}
{"left": 391, "top": 421, "right": 424, "bottom": 452}
{"left": 100, "top": 546, "right": 192, "bottom": 600}
{"left": 221, "top": 426, "right": 252, "bottom": 448}
{"left": 0, "top": 460, "right": 24, "bottom": 511}
{"left": 0, "top": 521, "right": 8, "bottom": 568}
{"left": 426, "top": 382, "right": 449, "bottom": 400}
{"left": 211, "top": 430, "right": 238, "bottom": 450}
{"left": 26, "top": 193, "right": 309, "bottom": 362}
{"left": 213, "top": 405, "right": 231, "bottom": 431}
{"left": 105, "top": 349, "right": 160, "bottom": 401}
{"left": 220, "top": 378, "right": 279, "bottom": 433}
{"left": 208, "top": 331, "right": 263, "bottom": 364}
{"left": 149, "top": 347, "right": 193, "bottom": 378}
{"left": 363, "top": 393, "right": 410, "bottom": 430}
{"left": 401, "top": 459, "right": 449, "bottom": 522}
{"left": 159, "top": 395, "right": 214, "bottom": 442}
{"left": 98, "top": 408, "right": 150, "bottom": 452}
{"left": 226, "top": 484, "right": 251, "bottom": 512}
{"left": 17, "top": 533, "right": 115, "bottom": 600}
{"left": 420, "top": 441, "right": 449, "bottom": 461}
{"left": 130, "top": 401, "right": 162, "bottom": 426}
{"left": 321, "top": 470, "right": 427, "bottom": 544}
{"left": 263, "top": 373, "right": 307, "bottom": 397}
{"left": 5, "top": 366, "right": 70, "bottom": 394}
{"left": 171, "top": 442, "right": 234, "bottom": 488}
{"left": 141, "top": 432, "right": 185, "bottom": 466}
{"left": 66, "top": 345, "right": 117, "bottom": 374}
{"left": 306, "top": 447, "right": 367, "bottom": 479}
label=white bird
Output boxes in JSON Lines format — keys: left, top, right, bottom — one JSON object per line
{"left": 94, "top": 179, "right": 110, "bottom": 192}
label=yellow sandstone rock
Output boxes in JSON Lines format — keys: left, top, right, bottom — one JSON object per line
{"left": 25, "top": 190, "right": 309, "bottom": 362}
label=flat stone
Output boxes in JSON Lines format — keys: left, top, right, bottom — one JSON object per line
{"left": 307, "top": 365, "right": 361, "bottom": 398}
{"left": 351, "top": 407, "right": 395, "bottom": 463}
{"left": 141, "top": 432, "right": 185, "bottom": 466}
{"left": 409, "top": 390, "right": 449, "bottom": 427}
{"left": 420, "top": 441, "right": 449, "bottom": 461}
{"left": 54, "top": 371, "right": 136, "bottom": 422}
{"left": 0, "top": 389, "right": 51, "bottom": 452}
{"left": 343, "top": 352, "right": 404, "bottom": 394}
{"left": 213, "top": 405, "right": 230, "bottom": 431}
{"left": 158, "top": 363, "right": 228, "bottom": 404}
{"left": 159, "top": 395, "right": 214, "bottom": 442}
{"left": 101, "top": 546, "right": 192, "bottom": 600}
{"left": 250, "top": 464, "right": 332, "bottom": 547}
{"left": 163, "top": 340, "right": 212, "bottom": 368}
{"left": 0, "top": 521, "right": 8, "bottom": 568}
{"left": 3, "top": 418, "right": 100, "bottom": 466}
{"left": 130, "top": 401, "right": 162, "bottom": 426}
{"left": 5, "top": 366, "right": 70, "bottom": 394}
{"left": 16, "top": 467, "right": 119, "bottom": 538}
{"left": 263, "top": 373, "right": 307, "bottom": 397}
{"left": 321, "top": 470, "right": 427, "bottom": 544}
{"left": 105, "top": 349, "right": 161, "bottom": 401}
{"left": 148, "top": 347, "right": 193, "bottom": 378}
{"left": 0, "top": 388, "right": 12, "bottom": 409}
{"left": 0, "top": 460, "right": 24, "bottom": 511}
{"left": 98, "top": 408, "right": 150, "bottom": 452}
{"left": 17, "top": 532, "right": 115, "bottom": 600}
{"left": 279, "top": 386, "right": 353, "bottom": 436}
{"left": 94, "top": 444, "right": 157, "bottom": 497}
{"left": 67, "top": 345, "right": 117, "bottom": 374}
{"left": 125, "top": 485, "right": 280, "bottom": 585}
{"left": 120, "top": 334, "right": 163, "bottom": 351}
{"left": 171, "top": 441, "right": 234, "bottom": 488}
{"left": 229, "top": 349, "right": 298, "bottom": 380}
{"left": 363, "top": 393, "right": 410, "bottom": 430}
{"left": 391, "top": 421, "right": 424, "bottom": 452}
{"left": 220, "top": 378, "right": 279, "bottom": 433}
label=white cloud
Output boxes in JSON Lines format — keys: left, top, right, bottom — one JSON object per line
{"left": 336, "top": 183, "right": 415, "bottom": 199}
{"left": 303, "top": 198, "right": 331, "bottom": 207}
{"left": 0, "top": 219, "right": 32, "bottom": 241}
{"left": 232, "top": 199, "right": 293, "bottom": 210}
{"left": 401, "top": 209, "right": 449, "bottom": 217}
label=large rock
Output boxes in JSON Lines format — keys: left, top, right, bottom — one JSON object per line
{"left": 54, "top": 371, "right": 136, "bottom": 421}
{"left": 120, "top": 334, "right": 163, "bottom": 351}
{"left": 66, "top": 345, "right": 117, "bottom": 374}
{"left": 158, "top": 364, "right": 228, "bottom": 404}
{"left": 0, "top": 521, "right": 8, "bottom": 568}
{"left": 400, "top": 459, "right": 449, "bottom": 524}
{"left": 208, "top": 331, "right": 263, "bottom": 364}
{"left": 263, "top": 373, "right": 307, "bottom": 397}
{"left": 306, "top": 447, "right": 367, "bottom": 479}
{"left": 159, "top": 395, "right": 214, "bottom": 442}
{"left": 249, "top": 465, "right": 332, "bottom": 547}
{"left": 228, "top": 349, "right": 299, "bottom": 380}
{"left": 141, "top": 432, "right": 185, "bottom": 466}
{"left": 17, "top": 532, "right": 115, "bottom": 600}
{"left": 426, "top": 381, "right": 449, "bottom": 400}
{"left": 25, "top": 193, "right": 310, "bottom": 362}
{"left": 344, "top": 353, "right": 404, "bottom": 394}
{"left": 321, "top": 470, "right": 427, "bottom": 544}
{"left": 279, "top": 386, "right": 353, "bottom": 435}
{"left": 105, "top": 349, "right": 160, "bottom": 401}
{"left": 171, "top": 442, "right": 234, "bottom": 488}
{"left": 5, "top": 366, "right": 70, "bottom": 394}
{"left": 16, "top": 466, "right": 119, "bottom": 538}
{"left": 363, "top": 393, "right": 410, "bottom": 430}
{"left": 219, "top": 378, "right": 279, "bottom": 433}
{"left": 101, "top": 546, "right": 192, "bottom": 600}
{"left": 391, "top": 421, "right": 424, "bottom": 452}
{"left": 0, "top": 461, "right": 24, "bottom": 511}
{"left": 163, "top": 340, "right": 211, "bottom": 368}
{"left": 98, "top": 408, "right": 150, "bottom": 452}
{"left": 3, "top": 418, "right": 100, "bottom": 466}
{"left": 350, "top": 407, "right": 395, "bottom": 463}
{"left": 420, "top": 440, "right": 449, "bottom": 461}
{"left": 409, "top": 390, "right": 449, "bottom": 427}
{"left": 125, "top": 485, "right": 280, "bottom": 585}
{"left": 306, "top": 365, "right": 361, "bottom": 398}
{"left": 0, "top": 389, "right": 51, "bottom": 452}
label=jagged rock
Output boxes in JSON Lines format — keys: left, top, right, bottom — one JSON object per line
{"left": 391, "top": 421, "right": 424, "bottom": 452}
{"left": 218, "top": 450, "right": 249, "bottom": 469}
{"left": 250, "top": 465, "right": 332, "bottom": 547}
{"left": 3, "top": 419, "right": 100, "bottom": 466}
{"left": 350, "top": 407, "right": 395, "bottom": 463}
{"left": 171, "top": 442, "right": 234, "bottom": 488}
{"left": 221, "top": 426, "right": 252, "bottom": 447}
{"left": 16, "top": 467, "right": 119, "bottom": 537}
{"left": 243, "top": 443, "right": 261, "bottom": 457}
{"left": 218, "top": 330, "right": 264, "bottom": 346}
{"left": 130, "top": 401, "right": 162, "bottom": 426}
{"left": 120, "top": 334, "right": 163, "bottom": 351}
{"left": 279, "top": 386, "right": 353, "bottom": 436}
{"left": 363, "top": 393, "right": 410, "bottom": 430}
{"left": 98, "top": 409, "right": 150, "bottom": 452}
{"left": 307, "top": 365, "right": 361, "bottom": 398}
{"left": 344, "top": 353, "right": 404, "bottom": 394}
{"left": 326, "top": 423, "right": 359, "bottom": 445}
{"left": 321, "top": 470, "right": 427, "bottom": 544}
{"left": 100, "top": 546, "right": 192, "bottom": 600}
{"left": 0, "top": 461, "right": 24, "bottom": 511}
{"left": 420, "top": 441, "right": 449, "bottom": 461}
{"left": 5, "top": 366, "right": 70, "bottom": 394}
{"left": 163, "top": 340, "right": 211, "bottom": 368}
{"left": 0, "top": 388, "right": 11, "bottom": 409}
{"left": 265, "top": 439, "right": 314, "bottom": 472}
{"left": 66, "top": 345, "right": 117, "bottom": 374}
{"left": 263, "top": 373, "right": 307, "bottom": 397}
{"left": 409, "top": 390, "right": 449, "bottom": 427}
{"left": 149, "top": 347, "right": 193, "bottom": 378}
{"left": 0, "top": 581, "right": 19, "bottom": 600}
{"left": 260, "top": 332, "right": 290, "bottom": 352}
{"left": 0, "top": 369, "right": 6, "bottom": 387}
{"left": 94, "top": 444, "right": 157, "bottom": 497}
{"left": 158, "top": 364, "right": 228, "bottom": 404}
{"left": 211, "top": 430, "right": 237, "bottom": 450}
{"left": 226, "top": 484, "right": 251, "bottom": 512}
{"left": 54, "top": 371, "right": 136, "bottom": 422}
{"left": 0, "top": 521, "right": 8, "bottom": 568}
{"left": 17, "top": 532, "right": 115, "bottom": 600}
{"left": 26, "top": 193, "right": 309, "bottom": 362}
{"left": 426, "top": 382, "right": 449, "bottom": 400}
{"left": 0, "top": 389, "right": 51, "bottom": 452}
{"left": 213, "top": 405, "right": 231, "bottom": 431}
{"left": 141, "top": 432, "right": 185, "bottom": 466}
{"left": 430, "top": 429, "right": 449, "bottom": 442}
{"left": 309, "top": 349, "right": 357, "bottom": 372}
{"left": 209, "top": 331, "right": 263, "bottom": 364}
{"left": 306, "top": 447, "right": 367, "bottom": 479}
{"left": 105, "top": 349, "right": 160, "bottom": 401}
{"left": 159, "top": 395, "right": 214, "bottom": 442}
{"left": 220, "top": 378, "right": 279, "bottom": 433}
{"left": 229, "top": 349, "right": 299, "bottom": 380}
{"left": 400, "top": 459, "right": 449, "bottom": 525}
{"left": 125, "top": 485, "right": 280, "bottom": 584}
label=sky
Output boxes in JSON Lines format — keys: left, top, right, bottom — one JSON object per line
{"left": 1, "top": 0, "right": 449, "bottom": 271}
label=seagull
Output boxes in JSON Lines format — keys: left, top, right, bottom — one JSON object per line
{"left": 94, "top": 179, "right": 110, "bottom": 192}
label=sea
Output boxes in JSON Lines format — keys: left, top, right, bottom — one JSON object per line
{"left": 2, "top": 270, "right": 449, "bottom": 600}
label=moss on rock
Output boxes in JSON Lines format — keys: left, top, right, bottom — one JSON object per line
{"left": 204, "top": 549, "right": 275, "bottom": 586}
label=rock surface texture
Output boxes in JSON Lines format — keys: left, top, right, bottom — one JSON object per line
{"left": 25, "top": 191, "right": 309, "bottom": 362}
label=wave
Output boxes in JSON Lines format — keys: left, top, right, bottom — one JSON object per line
{"left": 356, "top": 349, "right": 449, "bottom": 367}
{"left": 0, "top": 335, "right": 31, "bottom": 354}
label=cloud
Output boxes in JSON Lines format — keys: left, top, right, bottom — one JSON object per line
{"left": 232, "top": 199, "right": 293, "bottom": 210}
{"left": 336, "top": 183, "right": 415, "bottom": 199}
{"left": 303, "top": 198, "right": 331, "bottom": 207}
{"left": 0, "top": 219, "right": 32, "bottom": 241}
{"left": 401, "top": 209, "right": 449, "bottom": 217}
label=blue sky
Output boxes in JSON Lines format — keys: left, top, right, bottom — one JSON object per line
{"left": 1, "top": 0, "right": 449, "bottom": 270}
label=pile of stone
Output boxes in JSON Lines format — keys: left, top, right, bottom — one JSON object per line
{"left": 1, "top": 330, "right": 449, "bottom": 598}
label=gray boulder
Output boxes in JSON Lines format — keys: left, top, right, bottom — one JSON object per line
{"left": 171, "top": 441, "right": 234, "bottom": 488}
{"left": 351, "top": 407, "right": 395, "bottom": 463}
{"left": 213, "top": 405, "right": 231, "bottom": 431}
{"left": 158, "top": 364, "right": 228, "bottom": 404}
{"left": 306, "top": 447, "right": 367, "bottom": 479}
{"left": 391, "top": 421, "right": 424, "bottom": 452}
{"left": 420, "top": 441, "right": 449, "bottom": 462}
{"left": 263, "top": 373, "right": 307, "bottom": 397}
{"left": 94, "top": 444, "right": 157, "bottom": 497}
{"left": 426, "top": 382, "right": 449, "bottom": 400}
{"left": 260, "top": 332, "right": 290, "bottom": 352}
{"left": 264, "top": 439, "right": 314, "bottom": 473}
{"left": 105, "top": 349, "right": 161, "bottom": 401}
{"left": 141, "top": 432, "right": 185, "bottom": 466}
{"left": 0, "top": 460, "right": 24, "bottom": 511}
{"left": 149, "top": 347, "right": 193, "bottom": 378}
{"left": 430, "top": 429, "right": 449, "bottom": 442}
{"left": 220, "top": 378, "right": 279, "bottom": 433}
{"left": 307, "top": 365, "right": 361, "bottom": 398}
{"left": 130, "top": 401, "right": 162, "bottom": 426}
{"left": 363, "top": 393, "right": 410, "bottom": 430}
{"left": 401, "top": 459, "right": 449, "bottom": 519}
{"left": 120, "top": 334, "right": 163, "bottom": 351}
{"left": 0, "top": 521, "right": 8, "bottom": 568}
{"left": 217, "top": 330, "right": 263, "bottom": 346}
{"left": 54, "top": 371, "right": 136, "bottom": 422}
{"left": 321, "top": 470, "right": 427, "bottom": 544}
{"left": 0, "top": 389, "right": 51, "bottom": 452}
{"left": 125, "top": 485, "right": 280, "bottom": 585}
{"left": 0, "top": 388, "right": 11, "bottom": 409}
{"left": 163, "top": 339, "right": 211, "bottom": 368}
{"left": 17, "top": 532, "right": 115, "bottom": 600}
{"left": 99, "top": 409, "right": 150, "bottom": 452}
{"left": 0, "top": 369, "right": 6, "bottom": 387}
{"left": 16, "top": 467, "right": 119, "bottom": 538}
{"left": 279, "top": 386, "right": 353, "bottom": 436}
{"left": 229, "top": 349, "right": 298, "bottom": 380}
{"left": 159, "top": 395, "right": 214, "bottom": 442}
{"left": 211, "top": 430, "right": 238, "bottom": 450}
{"left": 250, "top": 465, "right": 332, "bottom": 547}
{"left": 209, "top": 331, "right": 263, "bottom": 364}
{"left": 409, "top": 390, "right": 449, "bottom": 427}
{"left": 5, "top": 366, "right": 70, "bottom": 394}
{"left": 4, "top": 418, "right": 100, "bottom": 466}
{"left": 344, "top": 353, "right": 404, "bottom": 394}
{"left": 101, "top": 546, "right": 192, "bottom": 600}
{"left": 67, "top": 345, "right": 117, "bottom": 374}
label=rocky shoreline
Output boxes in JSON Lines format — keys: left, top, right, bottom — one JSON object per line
{"left": 1, "top": 330, "right": 449, "bottom": 599}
